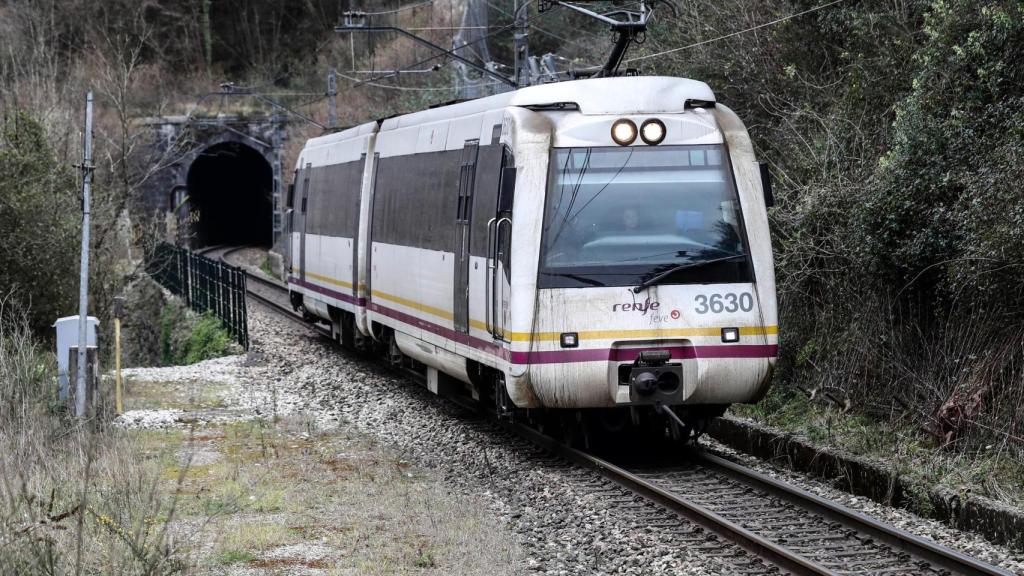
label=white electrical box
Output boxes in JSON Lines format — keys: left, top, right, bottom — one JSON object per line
{"left": 54, "top": 315, "right": 99, "bottom": 401}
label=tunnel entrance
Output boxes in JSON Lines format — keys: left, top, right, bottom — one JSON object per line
{"left": 186, "top": 141, "right": 273, "bottom": 247}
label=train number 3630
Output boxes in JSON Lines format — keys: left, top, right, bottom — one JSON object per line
{"left": 694, "top": 292, "right": 754, "bottom": 314}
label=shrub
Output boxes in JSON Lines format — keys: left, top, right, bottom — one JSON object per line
{"left": 183, "top": 313, "right": 234, "bottom": 365}
{"left": 158, "top": 301, "right": 236, "bottom": 366}
{"left": 0, "top": 113, "right": 80, "bottom": 334}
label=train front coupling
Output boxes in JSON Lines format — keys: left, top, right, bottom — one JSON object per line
{"left": 628, "top": 350, "right": 685, "bottom": 404}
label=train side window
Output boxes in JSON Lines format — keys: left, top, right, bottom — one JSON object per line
{"left": 497, "top": 147, "right": 516, "bottom": 214}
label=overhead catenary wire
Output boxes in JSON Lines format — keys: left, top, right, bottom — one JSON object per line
{"left": 624, "top": 0, "right": 849, "bottom": 64}
{"left": 343, "top": 19, "right": 520, "bottom": 88}
{"left": 358, "top": 0, "right": 434, "bottom": 16}
{"left": 335, "top": 70, "right": 505, "bottom": 91}
{"left": 482, "top": 0, "right": 586, "bottom": 48}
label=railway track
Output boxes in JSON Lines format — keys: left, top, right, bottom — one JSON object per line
{"left": 211, "top": 244, "right": 1013, "bottom": 576}
{"left": 218, "top": 246, "right": 327, "bottom": 335}
{"left": 513, "top": 422, "right": 1012, "bottom": 576}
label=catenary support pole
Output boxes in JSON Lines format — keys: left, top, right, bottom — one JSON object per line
{"left": 75, "top": 91, "right": 95, "bottom": 418}
{"left": 513, "top": 0, "right": 530, "bottom": 87}
{"left": 327, "top": 69, "right": 338, "bottom": 128}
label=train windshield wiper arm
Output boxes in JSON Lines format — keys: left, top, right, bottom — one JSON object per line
{"left": 632, "top": 253, "right": 748, "bottom": 293}
{"left": 540, "top": 272, "right": 607, "bottom": 287}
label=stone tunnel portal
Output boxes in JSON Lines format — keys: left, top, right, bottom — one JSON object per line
{"left": 186, "top": 141, "right": 273, "bottom": 247}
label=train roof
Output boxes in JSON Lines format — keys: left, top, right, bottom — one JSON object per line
{"left": 305, "top": 76, "right": 715, "bottom": 150}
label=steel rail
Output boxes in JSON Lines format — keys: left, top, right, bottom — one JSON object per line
{"left": 245, "top": 277, "right": 332, "bottom": 339}
{"left": 214, "top": 245, "right": 1012, "bottom": 576}
{"left": 504, "top": 419, "right": 841, "bottom": 576}
{"left": 216, "top": 246, "right": 328, "bottom": 336}
{"left": 220, "top": 246, "right": 288, "bottom": 289}
{"left": 694, "top": 450, "right": 1014, "bottom": 576}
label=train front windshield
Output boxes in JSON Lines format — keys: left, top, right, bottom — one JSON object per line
{"left": 539, "top": 144, "right": 753, "bottom": 289}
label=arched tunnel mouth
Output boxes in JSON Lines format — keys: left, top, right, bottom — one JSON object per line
{"left": 186, "top": 141, "right": 273, "bottom": 247}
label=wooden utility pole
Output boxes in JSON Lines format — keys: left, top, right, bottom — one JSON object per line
{"left": 114, "top": 296, "right": 124, "bottom": 414}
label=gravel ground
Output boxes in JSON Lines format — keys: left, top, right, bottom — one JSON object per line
{"left": 229, "top": 305, "right": 777, "bottom": 575}
{"left": 124, "top": 301, "right": 1024, "bottom": 575}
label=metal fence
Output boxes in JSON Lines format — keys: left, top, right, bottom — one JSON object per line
{"left": 146, "top": 243, "right": 249, "bottom": 350}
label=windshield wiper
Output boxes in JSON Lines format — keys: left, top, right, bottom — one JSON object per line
{"left": 632, "top": 253, "right": 748, "bottom": 293}
{"left": 540, "top": 272, "right": 607, "bottom": 287}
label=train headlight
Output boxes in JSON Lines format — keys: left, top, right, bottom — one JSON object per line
{"left": 560, "top": 332, "right": 579, "bottom": 348}
{"left": 611, "top": 119, "right": 637, "bottom": 146}
{"left": 640, "top": 119, "right": 666, "bottom": 145}
{"left": 721, "top": 327, "right": 740, "bottom": 343}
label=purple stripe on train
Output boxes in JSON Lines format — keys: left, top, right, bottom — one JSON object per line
{"left": 288, "top": 277, "right": 777, "bottom": 365}
{"left": 508, "top": 344, "right": 778, "bottom": 365}
{"left": 288, "top": 277, "right": 366, "bottom": 306}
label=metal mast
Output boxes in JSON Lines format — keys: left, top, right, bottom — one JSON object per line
{"left": 75, "top": 91, "right": 95, "bottom": 418}
{"left": 513, "top": 0, "right": 531, "bottom": 87}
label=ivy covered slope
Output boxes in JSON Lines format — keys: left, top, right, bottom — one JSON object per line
{"left": 780, "top": 0, "right": 1024, "bottom": 446}
{"left": 654, "top": 0, "right": 1024, "bottom": 461}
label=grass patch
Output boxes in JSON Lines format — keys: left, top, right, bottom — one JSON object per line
{"left": 125, "top": 377, "right": 229, "bottom": 412}
{"left": 259, "top": 257, "right": 275, "bottom": 279}
{"left": 168, "top": 415, "right": 521, "bottom": 572}
{"left": 733, "top": 386, "right": 1024, "bottom": 507}
{"left": 212, "top": 549, "right": 256, "bottom": 565}
{"left": 220, "top": 521, "right": 297, "bottom": 551}
{"left": 0, "top": 302, "right": 192, "bottom": 574}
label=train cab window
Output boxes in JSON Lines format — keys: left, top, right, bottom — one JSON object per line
{"left": 497, "top": 147, "right": 516, "bottom": 214}
{"left": 539, "top": 144, "right": 753, "bottom": 288}
{"left": 286, "top": 167, "right": 298, "bottom": 209}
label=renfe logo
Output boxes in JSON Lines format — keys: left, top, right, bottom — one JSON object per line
{"left": 613, "top": 293, "right": 661, "bottom": 316}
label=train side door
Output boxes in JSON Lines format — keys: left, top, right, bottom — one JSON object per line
{"left": 454, "top": 140, "right": 479, "bottom": 333}
{"left": 299, "top": 163, "right": 311, "bottom": 284}
{"left": 488, "top": 148, "right": 516, "bottom": 340}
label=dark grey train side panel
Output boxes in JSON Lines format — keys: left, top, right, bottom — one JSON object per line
{"left": 302, "top": 158, "right": 365, "bottom": 302}
{"left": 304, "top": 160, "right": 364, "bottom": 238}
{"left": 369, "top": 144, "right": 509, "bottom": 336}
{"left": 372, "top": 150, "right": 462, "bottom": 252}
{"left": 469, "top": 145, "right": 505, "bottom": 258}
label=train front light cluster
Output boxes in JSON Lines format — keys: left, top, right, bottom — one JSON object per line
{"left": 611, "top": 118, "right": 666, "bottom": 146}
{"left": 611, "top": 119, "right": 638, "bottom": 146}
{"left": 640, "top": 119, "right": 666, "bottom": 145}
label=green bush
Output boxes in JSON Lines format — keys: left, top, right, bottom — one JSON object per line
{"left": 0, "top": 113, "right": 80, "bottom": 334}
{"left": 158, "top": 302, "right": 235, "bottom": 366}
{"left": 183, "top": 313, "right": 234, "bottom": 365}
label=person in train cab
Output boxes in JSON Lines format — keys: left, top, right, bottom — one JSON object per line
{"left": 622, "top": 207, "right": 641, "bottom": 232}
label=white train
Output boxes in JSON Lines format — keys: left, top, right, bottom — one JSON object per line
{"left": 286, "top": 76, "right": 777, "bottom": 435}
